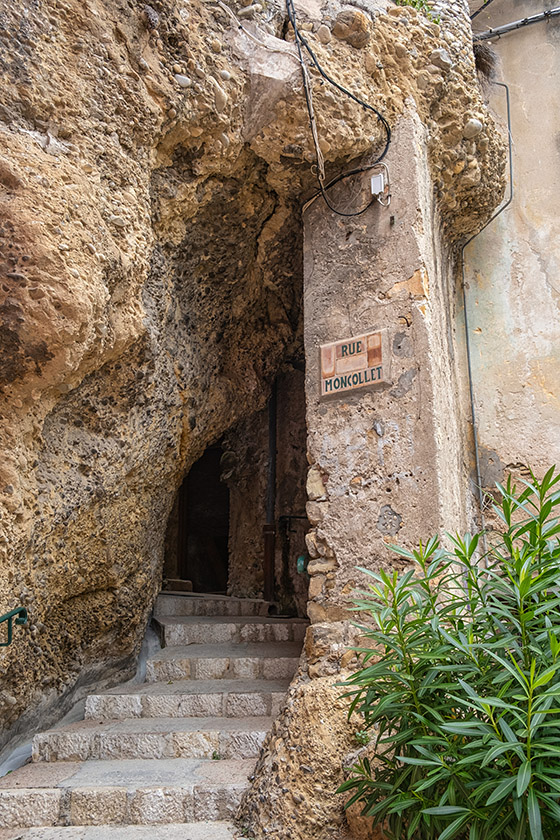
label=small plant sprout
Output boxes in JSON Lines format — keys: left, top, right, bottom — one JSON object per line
{"left": 395, "top": 0, "right": 440, "bottom": 23}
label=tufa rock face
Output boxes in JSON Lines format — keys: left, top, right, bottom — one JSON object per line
{"left": 332, "top": 10, "right": 372, "bottom": 49}
{"left": 0, "top": 0, "right": 504, "bottom": 758}
{"left": 239, "top": 672, "right": 360, "bottom": 840}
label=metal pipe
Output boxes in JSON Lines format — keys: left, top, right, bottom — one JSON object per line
{"left": 474, "top": 7, "right": 560, "bottom": 41}
{"left": 263, "top": 380, "right": 278, "bottom": 602}
{"left": 460, "top": 81, "right": 513, "bottom": 552}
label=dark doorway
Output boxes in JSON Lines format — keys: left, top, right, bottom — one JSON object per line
{"left": 176, "top": 444, "right": 230, "bottom": 593}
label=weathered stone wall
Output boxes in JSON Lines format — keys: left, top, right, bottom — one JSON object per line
{"left": 302, "top": 112, "right": 471, "bottom": 628}
{"left": 225, "top": 367, "right": 309, "bottom": 615}
{"left": 240, "top": 0, "right": 508, "bottom": 837}
{"left": 0, "top": 0, "right": 505, "bottom": 787}
{"left": 460, "top": 0, "right": 560, "bottom": 494}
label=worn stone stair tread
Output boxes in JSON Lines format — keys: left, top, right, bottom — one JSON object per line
{"left": 85, "top": 679, "right": 289, "bottom": 720}
{"left": 153, "top": 615, "right": 308, "bottom": 646}
{"left": 37, "top": 716, "right": 273, "bottom": 736}
{"left": 97, "top": 678, "right": 291, "bottom": 696}
{"left": 148, "top": 641, "right": 302, "bottom": 660}
{"left": 158, "top": 589, "right": 274, "bottom": 608}
{"left": 0, "top": 823, "right": 237, "bottom": 839}
{"left": 0, "top": 757, "right": 254, "bottom": 790}
{"left": 154, "top": 615, "right": 307, "bottom": 626}
{"left": 33, "top": 716, "right": 273, "bottom": 761}
{"left": 0, "top": 759, "right": 251, "bottom": 827}
{"left": 143, "top": 642, "right": 301, "bottom": 682}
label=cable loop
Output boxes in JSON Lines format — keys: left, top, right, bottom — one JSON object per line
{"left": 285, "top": 0, "right": 391, "bottom": 216}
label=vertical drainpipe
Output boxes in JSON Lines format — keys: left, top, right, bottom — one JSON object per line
{"left": 263, "top": 379, "right": 277, "bottom": 602}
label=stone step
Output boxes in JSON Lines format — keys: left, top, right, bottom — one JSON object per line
{"left": 85, "top": 679, "right": 289, "bottom": 721}
{"left": 32, "top": 716, "right": 272, "bottom": 762}
{"left": 0, "top": 758, "right": 252, "bottom": 828}
{"left": 155, "top": 592, "right": 271, "bottom": 617}
{"left": 0, "top": 822, "right": 237, "bottom": 839}
{"left": 153, "top": 615, "right": 308, "bottom": 647}
{"left": 162, "top": 579, "right": 193, "bottom": 592}
{"left": 145, "top": 641, "right": 301, "bottom": 682}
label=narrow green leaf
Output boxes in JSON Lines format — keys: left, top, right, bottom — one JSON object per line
{"left": 517, "top": 761, "right": 532, "bottom": 797}
{"left": 486, "top": 777, "right": 516, "bottom": 806}
{"left": 499, "top": 717, "right": 520, "bottom": 744}
{"left": 438, "top": 813, "right": 471, "bottom": 840}
{"left": 422, "top": 806, "right": 469, "bottom": 816}
{"left": 527, "top": 788, "right": 542, "bottom": 840}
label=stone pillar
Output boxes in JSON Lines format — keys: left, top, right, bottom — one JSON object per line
{"left": 303, "top": 112, "right": 468, "bottom": 626}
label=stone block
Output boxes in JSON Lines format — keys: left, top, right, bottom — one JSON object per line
{"left": 141, "top": 696, "right": 181, "bottom": 718}
{"left": 0, "top": 790, "right": 61, "bottom": 828}
{"left": 98, "top": 733, "right": 167, "bottom": 761}
{"left": 262, "top": 658, "right": 298, "bottom": 681}
{"left": 225, "top": 693, "right": 268, "bottom": 717}
{"left": 33, "top": 732, "right": 94, "bottom": 763}
{"left": 270, "top": 693, "right": 287, "bottom": 717}
{"left": 171, "top": 732, "right": 218, "bottom": 759}
{"left": 219, "top": 731, "right": 266, "bottom": 759}
{"left": 270, "top": 624, "right": 290, "bottom": 643}
{"left": 69, "top": 788, "right": 127, "bottom": 825}
{"left": 146, "top": 660, "right": 191, "bottom": 682}
{"left": 307, "top": 558, "right": 336, "bottom": 575}
{"left": 306, "top": 467, "right": 326, "bottom": 501}
{"left": 231, "top": 658, "right": 261, "bottom": 680}
{"left": 308, "top": 573, "right": 325, "bottom": 600}
{"left": 193, "top": 785, "right": 244, "bottom": 820}
{"left": 85, "top": 695, "right": 142, "bottom": 721}
{"left": 192, "top": 658, "right": 229, "bottom": 680}
{"left": 128, "top": 788, "right": 192, "bottom": 825}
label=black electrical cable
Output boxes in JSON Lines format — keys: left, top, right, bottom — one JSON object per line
{"left": 470, "top": 0, "right": 498, "bottom": 21}
{"left": 285, "top": 0, "right": 391, "bottom": 216}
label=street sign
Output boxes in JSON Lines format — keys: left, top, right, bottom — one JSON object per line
{"left": 320, "top": 330, "right": 387, "bottom": 397}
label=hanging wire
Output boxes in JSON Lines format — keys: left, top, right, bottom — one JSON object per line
{"left": 285, "top": 0, "right": 391, "bottom": 216}
{"left": 470, "top": 0, "right": 499, "bottom": 21}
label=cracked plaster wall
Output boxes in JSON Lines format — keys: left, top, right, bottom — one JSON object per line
{"left": 461, "top": 0, "right": 560, "bottom": 490}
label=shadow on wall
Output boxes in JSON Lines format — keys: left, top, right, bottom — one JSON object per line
{"left": 162, "top": 367, "right": 309, "bottom": 616}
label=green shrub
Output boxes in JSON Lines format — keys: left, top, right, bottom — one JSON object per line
{"left": 339, "top": 468, "right": 560, "bottom": 840}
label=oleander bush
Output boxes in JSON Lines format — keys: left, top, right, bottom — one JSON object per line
{"left": 339, "top": 468, "right": 560, "bottom": 840}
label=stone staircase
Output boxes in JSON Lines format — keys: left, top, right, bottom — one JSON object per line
{"left": 0, "top": 593, "right": 307, "bottom": 838}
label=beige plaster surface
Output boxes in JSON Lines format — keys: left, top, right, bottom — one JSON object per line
{"left": 302, "top": 114, "right": 468, "bottom": 621}
{"left": 463, "top": 0, "right": 560, "bottom": 481}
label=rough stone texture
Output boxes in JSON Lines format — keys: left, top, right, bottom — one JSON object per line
{"left": 1, "top": 595, "right": 301, "bottom": 831}
{"left": 239, "top": 674, "right": 360, "bottom": 840}
{"left": 302, "top": 113, "right": 470, "bottom": 627}
{"left": 238, "top": 2, "right": 509, "bottom": 835}
{"left": 0, "top": 0, "right": 505, "bottom": 776}
{"left": 224, "top": 368, "right": 308, "bottom": 616}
